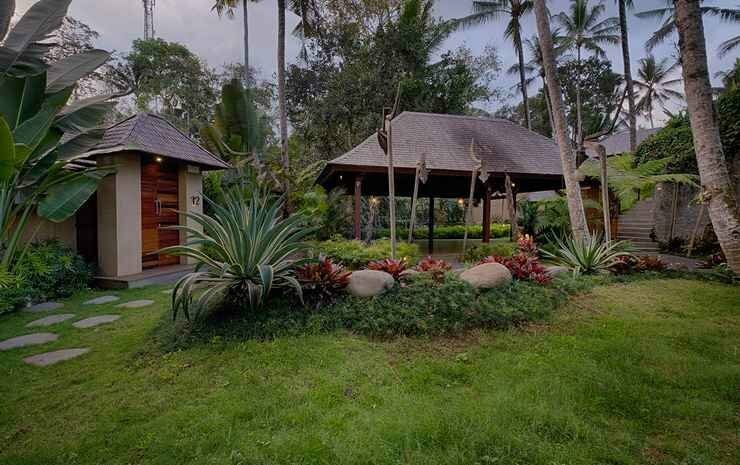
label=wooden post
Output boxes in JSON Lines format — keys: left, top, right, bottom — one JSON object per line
{"left": 353, "top": 176, "right": 362, "bottom": 240}
{"left": 408, "top": 153, "right": 426, "bottom": 243}
{"left": 686, "top": 203, "right": 705, "bottom": 257}
{"left": 668, "top": 183, "right": 679, "bottom": 240}
{"left": 597, "top": 145, "right": 611, "bottom": 243}
{"left": 505, "top": 174, "right": 519, "bottom": 239}
{"left": 385, "top": 115, "right": 397, "bottom": 259}
{"left": 482, "top": 184, "right": 492, "bottom": 243}
{"left": 428, "top": 196, "right": 435, "bottom": 255}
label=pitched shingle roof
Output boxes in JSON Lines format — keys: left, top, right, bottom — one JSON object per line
{"left": 85, "top": 113, "right": 229, "bottom": 170}
{"left": 586, "top": 127, "right": 662, "bottom": 157}
{"left": 326, "top": 111, "right": 563, "bottom": 176}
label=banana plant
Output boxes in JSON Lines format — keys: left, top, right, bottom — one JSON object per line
{"left": 0, "top": 0, "right": 119, "bottom": 274}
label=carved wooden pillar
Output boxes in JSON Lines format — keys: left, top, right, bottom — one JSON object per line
{"left": 482, "top": 184, "right": 492, "bottom": 243}
{"left": 353, "top": 175, "right": 362, "bottom": 240}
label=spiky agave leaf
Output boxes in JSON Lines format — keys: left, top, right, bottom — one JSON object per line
{"left": 161, "top": 188, "right": 313, "bottom": 320}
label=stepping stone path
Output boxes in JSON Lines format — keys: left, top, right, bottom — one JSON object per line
{"left": 72, "top": 315, "right": 121, "bottom": 329}
{"left": 23, "top": 348, "right": 90, "bottom": 366}
{"left": 26, "top": 314, "right": 76, "bottom": 327}
{"left": 0, "top": 333, "right": 58, "bottom": 351}
{"left": 24, "top": 302, "right": 64, "bottom": 313}
{"left": 117, "top": 300, "right": 154, "bottom": 309}
{"left": 83, "top": 295, "right": 119, "bottom": 305}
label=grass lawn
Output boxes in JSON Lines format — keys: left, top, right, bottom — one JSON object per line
{"left": 0, "top": 279, "right": 738, "bottom": 464}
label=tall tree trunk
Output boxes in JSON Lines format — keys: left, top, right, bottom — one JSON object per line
{"left": 533, "top": 0, "right": 589, "bottom": 241}
{"left": 675, "top": 0, "right": 740, "bottom": 274}
{"left": 242, "top": 0, "right": 250, "bottom": 84}
{"left": 542, "top": 75, "right": 554, "bottom": 135}
{"left": 575, "top": 46, "right": 583, "bottom": 152}
{"left": 618, "top": 0, "right": 637, "bottom": 153}
{"left": 515, "top": 28, "right": 531, "bottom": 130}
{"left": 277, "top": 0, "right": 289, "bottom": 197}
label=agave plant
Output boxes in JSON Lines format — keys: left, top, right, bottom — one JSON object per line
{"left": 542, "top": 233, "right": 632, "bottom": 275}
{"left": 160, "top": 188, "right": 313, "bottom": 320}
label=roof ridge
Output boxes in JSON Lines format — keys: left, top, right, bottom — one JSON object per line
{"left": 147, "top": 113, "right": 229, "bottom": 166}
{"left": 399, "top": 111, "right": 514, "bottom": 125}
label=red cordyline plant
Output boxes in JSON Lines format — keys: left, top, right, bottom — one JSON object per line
{"left": 367, "top": 258, "right": 408, "bottom": 280}
{"left": 479, "top": 235, "right": 552, "bottom": 284}
{"left": 414, "top": 256, "right": 452, "bottom": 282}
{"left": 635, "top": 255, "right": 666, "bottom": 272}
{"left": 295, "top": 256, "right": 351, "bottom": 309}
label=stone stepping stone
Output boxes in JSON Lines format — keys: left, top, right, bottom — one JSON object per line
{"left": 117, "top": 300, "right": 154, "bottom": 309}
{"left": 24, "top": 302, "right": 64, "bottom": 313}
{"left": 26, "top": 314, "right": 76, "bottom": 327}
{"left": 24, "top": 348, "right": 90, "bottom": 367}
{"left": 0, "top": 333, "right": 58, "bottom": 351}
{"left": 72, "top": 315, "right": 121, "bottom": 329}
{"left": 83, "top": 295, "right": 119, "bottom": 305}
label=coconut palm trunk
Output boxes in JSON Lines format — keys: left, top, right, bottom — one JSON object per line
{"left": 618, "top": 0, "right": 637, "bottom": 152}
{"left": 675, "top": 0, "right": 740, "bottom": 274}
{"left": 277, "top": 0, "right": 289, "bottom": 196}
{"left": 575, "top": 45, "right": 583, "bottom": 150}
{"left": 542, "top": 75, "right": 555, "bottom": 132}
{"left": 534, "top": 0, "right": 589, "bottom": 241}
{"left": 515, "top": 29, "right": 531, "bottom": 130}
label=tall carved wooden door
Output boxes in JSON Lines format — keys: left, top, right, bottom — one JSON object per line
{"left": 141, "top": 158, "right": 180, "bottom": 269}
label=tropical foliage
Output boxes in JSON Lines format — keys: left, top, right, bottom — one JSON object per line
{"left": 0, "top": 0, "right": 116, "bottom": 276}
{"left": 542, "top": 233, "right": 631, "bottom": 275}
{"left": 312, "top": 239, "right": 420, "bottom": 270}
{"left": 295, "top": 255, "right": 351, "bottom": 309}
{"left": 162, "top": 188, "right": 312, "bottom": 320}
{"left": 634, "top": 55, "right": 683, "bottom": 128}
{"left": 578, "top": 153, "right": 698, "bottom": 211}
{"left": 367, "top": 258, "right": 409, "bottom": 280}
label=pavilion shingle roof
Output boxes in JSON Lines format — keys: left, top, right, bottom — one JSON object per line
{"left": 326, "top": 111, "right": 563, "bottom": 176}
{"left": 85, "top": 113, "right": 229, "bottom": 169}
{"left": 586, "top": 127, "right": 662, "bottom": 158}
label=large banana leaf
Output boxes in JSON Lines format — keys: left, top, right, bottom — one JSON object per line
{"left": 0, "top": 116, "right": 15, "bottom": 181}
{"left": 46, "top": 49, "right": 111, "bottom": 93}
{"left": 0, "top": 0, "right": 14, "bottom": 41}
{"left": 12, "top": 87, "right": 71, "bottom": 150}
{"left": 54, "top": 128, "right": 105, "bottom": 160}
{"left": 0, "top": 0, "right": 71, "bottom": 78}
{"left": 0, "top": 73, "right": 46, "bottom": 129}
{"left": 54, "top": 95, "right": 115, "bottom": 133}
{"left": 37, "top": 173, "right": 101, "bottom": 222}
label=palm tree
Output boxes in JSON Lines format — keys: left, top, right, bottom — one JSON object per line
{"left": 674, "top": 0, "right": 740, "bottom": 275}
{"left": 453, "top": 1, "right": 534, "bottom": 130}
{"left": 718, "top": 34, "right": 740, "bottom": 57}
{"left": 277, "top": 0, "right": 288, "bottom": 197}
{"left": 557, "top": 0, "right": 619, "bottom": 152}
{"left": 615, "top": 0, "right": 637, "bottom": 153}
{"left": 510, "top": 33, "right": 569, "bottom": 132}
{"left": 634, "top": 55, "right": 683, "bottom": 128}
{"left": 637, "top": 2, "right": 739, "bottom": 51}
{"left": 212, "top": 0, "right": 258, "bottom": 84}
{"left": 533, "top": 0, "right": 590, "bottom": 241}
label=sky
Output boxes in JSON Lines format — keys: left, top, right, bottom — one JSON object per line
{"left": 14, "top": 0, "right": 740, "bottom": 123}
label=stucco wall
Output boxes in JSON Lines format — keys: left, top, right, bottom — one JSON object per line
{"left": 178, "top": 165, "right": 203, "bottom": 265}
{"left": 96, "top": 152, "right": 142, "bottom": 277}
{"left": 20, "top": 214, "right": 76, "bottom": 249}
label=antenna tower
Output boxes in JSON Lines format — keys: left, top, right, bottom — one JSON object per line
{"left": 143, "top": 0, "right": 156, "bottom": 39}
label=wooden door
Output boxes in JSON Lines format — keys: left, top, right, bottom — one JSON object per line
{"left": 141, "top": 158, "right": 180, "bottom": 269}
{"left": 76, "top": 195, "right": 98, "bottom": 265}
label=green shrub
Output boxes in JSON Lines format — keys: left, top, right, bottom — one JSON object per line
{"left": 162, "top": 188, "right": 312, "bottom": 320}
{"left": 461, "top": 241, "right": 516, "bottom": 263}
{"left": 14, "top": 240, "right": 93, "bottom": 301}
{"left": 0, "top": 283, "right": 33, "bottom": 314}
{"left": 376, "top": 223, "right": 510, "bottom": 240}
{"left": 311, "top": 238, "right": 420, "bottom": 269}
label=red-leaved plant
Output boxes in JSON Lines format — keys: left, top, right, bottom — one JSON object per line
{"left": 479, "top": 235, "right": 551, "bottom": 284}
{"left": 296, "top": 256, "right": 351, "bottom": 309}
{"left": 635, "top": 255, "right": 666, "bottom": 272}
{"left": 414, "top": 256, "right": 452, "bottom": 282}
{"left": 367, "top": 258, "right": 408, "bottom": 280}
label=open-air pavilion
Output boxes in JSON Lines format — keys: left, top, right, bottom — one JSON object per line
{"left": 317, "top": 111, "right": 566, "bottom": 252}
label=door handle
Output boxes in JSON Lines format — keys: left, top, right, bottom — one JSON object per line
{"left": 154, "top": 198, "right": 161, "bottom": 216}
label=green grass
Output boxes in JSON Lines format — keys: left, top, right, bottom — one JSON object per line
{"left": 0, "top": 279, "right": 738, "bottom": 464}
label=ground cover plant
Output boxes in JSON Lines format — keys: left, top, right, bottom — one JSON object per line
{"left": 311, "top": 238, "right": 420, "bottom": 269}
{"left": 376, "top": 223, "right": 511, "bottom": 240}
{"left": 0, "top": 278, "right": 737, "bottom": 464}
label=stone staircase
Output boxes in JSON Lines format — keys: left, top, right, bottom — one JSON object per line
{"left": 616, "top": 198, "right": 660, "bottom": 253}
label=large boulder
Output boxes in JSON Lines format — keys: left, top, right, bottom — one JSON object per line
{"left": 347, "top": 270, "right": 395, "bottom": 297}
{"left": 459, "top": 262, "right": 512, "bottom": 289}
